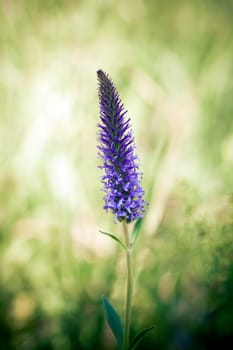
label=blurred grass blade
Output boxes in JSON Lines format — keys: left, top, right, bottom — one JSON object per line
{"left": 99, "top": 230, "right": 127, "bottom": 250}
{"left": 102, "top": 296, "right": 124, "bottom": 350}
{"left": 129, "top": 326, "right": 155, "bottom": 350}
{"left": 130, "top": 218, "right": 143, "bottom": 247}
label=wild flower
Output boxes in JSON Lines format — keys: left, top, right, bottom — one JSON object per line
{"left": 97, "top": 69, "right": 146, "bottom": 223}
{"left": 97, "top": 70, "right": 152, "bottom": 350}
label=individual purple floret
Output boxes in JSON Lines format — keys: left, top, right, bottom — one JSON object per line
{"left": 97, "top": 69, "right": 146, "bottom": 223}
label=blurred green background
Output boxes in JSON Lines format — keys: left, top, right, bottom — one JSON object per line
{"left": 0, "top": 0, "right": 233, "bottom": 349}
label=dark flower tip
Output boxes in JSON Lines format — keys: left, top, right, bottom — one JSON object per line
{"left": 97, "top": 69, "right": 147, "bottom": 223}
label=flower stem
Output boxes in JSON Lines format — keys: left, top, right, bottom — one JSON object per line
{"left": 122, "top": 222, "right": 133, "bottom": 350}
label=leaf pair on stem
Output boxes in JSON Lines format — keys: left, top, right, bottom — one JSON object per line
{"left": 102, "top": 296, "right": 154, "bottom": 350}
{"left": 99, "top": 218, "right": 143, "bottom": 252}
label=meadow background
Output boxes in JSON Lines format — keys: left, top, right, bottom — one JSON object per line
{"left": 0, "top": 0, "right": 233, "bottom": 349}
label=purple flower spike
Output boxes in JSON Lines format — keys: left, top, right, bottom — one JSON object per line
{"left": 97, "top": 69, "right": 146, "bottom": 223}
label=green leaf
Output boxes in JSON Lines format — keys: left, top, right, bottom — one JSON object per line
{"left": 129, "top": 326, "right": 155, "bottom": 350}
{"left": 102, "top": 296, "right": 124, "bottom": 350}
{"left": 130, "top": 218, "right": 143, "bottom": 247}
{"left": 99, "top": 230, "right": 127, "bottom": 250}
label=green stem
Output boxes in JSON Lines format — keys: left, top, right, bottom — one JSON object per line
{"left": 122, "top": 222, "right": 133, "bottom": 350}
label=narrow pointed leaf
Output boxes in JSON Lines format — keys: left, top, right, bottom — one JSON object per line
{"left": 129, "top": 326, "right": 155, "bottom": 350}
{"left": 102, "top": 296, "right": 124, "bottom": 350}
{"left": 99, "top": 230, "right": 127, "bottom": 250}
{"left": 130, "top": 218, "right": 143, "bottom": 247}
